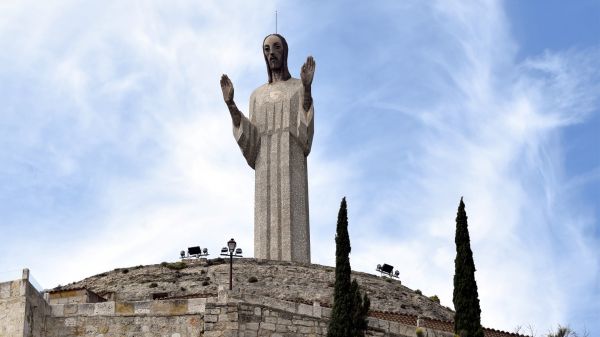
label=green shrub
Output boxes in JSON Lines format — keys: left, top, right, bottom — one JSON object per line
{"left": 164, "top": 262, "right": 187, "bottom": 270}
{"left": 202, "top": 280, "right": 210, "bottom": 286}
{"left": 121, "top": 269, "right": 129, "bottom": 274}
{"left": 149, "top": 282, "right": 158, "bottom": 288}
{"left": 416, "top": 327, "right": 425, "bottom": 337}
{"left": 248, "top": 276, "right": 258, "bottom": 283}
{"left": 415, "top": 289, "right": 422, "bottom": 295}
{"left": 429, "top": 295, "right": 440, "bottom": 303}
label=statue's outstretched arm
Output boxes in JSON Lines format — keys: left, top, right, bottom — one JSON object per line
{"left": 220, "top": 74, "right": 242, "bottom": 127}
{"left": 300, "top": 56, "right": 315, "bottom": 113}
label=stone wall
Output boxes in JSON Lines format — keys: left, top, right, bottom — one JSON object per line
{"left": 41, "top": 292, "right": 438, "bottom": 337}
{"left": 0, "top": 280, "right": 25, "bottom": 337}
{"left": 46, "top": 298, "right": 206, "bottom": 337}
{"left": 24, "top": 281, "right": 50, "bottom": 337}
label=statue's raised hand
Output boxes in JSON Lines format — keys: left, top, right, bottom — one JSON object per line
{"left": 220, "top": 74, "right": 235, "bottom": 104}
{"left": 300, "top": 56, "right": 315, "bottom": 89}
{"left": 220, "top": 74, "right": 241, "bottom": 127}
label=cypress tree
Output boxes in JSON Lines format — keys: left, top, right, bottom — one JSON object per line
{"left": 453, "top": 198, "right": 484, "bottom": 337}
{"left": 327, "top": 197, "right": 370, "bottom": 337}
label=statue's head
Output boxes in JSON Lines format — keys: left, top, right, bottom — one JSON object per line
{"left": 263, "top": 34, "right": 291, "bottom": 83}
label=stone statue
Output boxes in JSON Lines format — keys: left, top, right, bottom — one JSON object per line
{"left": 220, "top": 34, "right": 315, "bottom": 263}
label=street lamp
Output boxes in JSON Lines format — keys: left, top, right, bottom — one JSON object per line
{"left": 220, "top": 238, "right": 243, "bottom": 290}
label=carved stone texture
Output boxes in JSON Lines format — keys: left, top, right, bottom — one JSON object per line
{"left": 229, "top": 34, "right": 314, "bottom": 263}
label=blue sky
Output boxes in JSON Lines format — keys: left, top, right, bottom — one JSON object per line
{"left": 1, "top": 1, "right": 598, "bottom": 335}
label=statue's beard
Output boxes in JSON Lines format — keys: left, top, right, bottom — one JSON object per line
{"left": 269, "top": 62, "right": 281, "bottom": 71}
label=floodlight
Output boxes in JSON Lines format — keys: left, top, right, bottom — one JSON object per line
{"left": 376, "top": 264, "right": 382, "bottom": 271}
{"left": 394, "top": 270, "right": 400, "bottom": 277}
{"left": 381, "top": 263, "right": 394, "bottom": 274}
{"left": 188, "top": 246, "right": 201, "bottom": 256}
{"left": 221, "top": 247, "right": 228, "bottom": 254}
{"left": 180, "top": 250, "right": 186, "bottom": 258}
{"left": 203, "top": 248, "right": 208, "bottom": 254}
{"left": 235, "top": 248, "right": 242, "bottom": 255}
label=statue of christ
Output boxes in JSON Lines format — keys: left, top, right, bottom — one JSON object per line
{"left": 220, "top": 34, "right": 315, "bottom": 263}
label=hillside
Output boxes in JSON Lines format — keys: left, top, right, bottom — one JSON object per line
{"left": 55, "top": 258, "right": 454, "bottom": 321}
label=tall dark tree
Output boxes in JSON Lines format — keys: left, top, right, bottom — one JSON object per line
{"left": 453, "top": 198, "right": 484, "bottom": 337}
{"left": 327, "top": 198, "right": 370, "bottom": 337}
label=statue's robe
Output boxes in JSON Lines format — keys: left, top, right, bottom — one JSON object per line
{"left": 233, "top": 78, "right": 313, "bottom": 263}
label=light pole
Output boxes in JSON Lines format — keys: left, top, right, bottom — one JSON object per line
{"left": 220, "top": 238, "right": 243, "bottom": 290}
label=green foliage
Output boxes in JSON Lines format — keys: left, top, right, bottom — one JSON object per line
{"left": 164, "top": 262, "right": 187, "bottom": 270}
{"left": 327, "top": 198, "right": 370, "bottom": 337}
{"left": 416, "top": 327, "right": 425, "bottom": 337}
{"left": 149, "top": 282, "right": 158, "bottom": 288}
{"left": 452, "top": 198, "right": 484, "bottom": 337}
{"left": 415, "top": 289, "right": 422, "bottom": 295}
{"left": 248, "top": 276, "right": 258, "bottom": 283}
{"left": 429, "top": 295, "right": 440, "bottom": 303}
{"left": 121, "top": 269, "right": 129, "bottom": 274}
{"left": 202, "top": 280, "right": 210, "bottom": 286}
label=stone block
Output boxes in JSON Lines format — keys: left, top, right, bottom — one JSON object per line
{"left": 63, "top": 304, "right": 78, "bottom": 315}
{"left": 367, "top": 317, "right": 379, "bottom": 328}
{"left": 134, "top": 301, "right": 151, "bottom": 314}
{"left": 94, "top": 301, "right": 115, "bottom": 316}
{"left": 276, "top": 324, "right": 288, "bottom": 332}
{"left": 277, "top": 317, "right": 292, "bottom": 325}
{"left": 321, "top": 308, "right": 331, "bottom": 318}
{"left": 115, "top": 302, "right": 134, "bottom": 315}
{"left": 297, "top": 303, "right": 313, "bottom": 316}
{"left": 312, "top": 303, "right": 322, "bottom": 318}
{"left": 246, "top": 322, "right": 260, "bottom": 331}
{"left": 78, "top": 303, "right": 94, "bottom": 315}
{"left": 244, "top": 331, "right": 258, "bottom": 337}
{"left": 205, "top": 314, "right": 218, "bottom": 323}
{"left": 151, "top": 299, "right": 188, "bottom": 315}
{"left": 298, "top": 325, "right": 313, "bottom": 334}
{"left": 265, "top": 316, "right": 277, "bottom": 324}
{"left": 292, "top": 319, "right": 314, "bottom": 327}
{"left": 64, "top": 317, "right": 77, "bottom": 327}
{"left": 51, "top": 304, "right": 64, "bottom": 317}
{"left": 261, "top": 322, "right": 276, "bottom": 331}
{"left": 188, "top": 298, "right": 206, "bottom": 313}
{"left": 254, "top": 307, "right": 262, "bottom": 316}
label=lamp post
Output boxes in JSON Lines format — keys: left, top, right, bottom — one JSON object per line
{"left": 220, "top": 238, "right": 243, "bottom": 290}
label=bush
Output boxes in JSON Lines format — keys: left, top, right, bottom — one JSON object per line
{"left": 429, "top": 295, "right": 440, "bottom": 303}
{"left": 149, "top": 283, "right": 158, "bottom": 288}
{"left": 163, "top": 262, "right": 187, "bottom": 270}
{"left": 201, "top": 280, "right": 210, "bottom": 286}
{"left": 415, "top": 289, "right": 422, "bottom": 295}
{"left": 248, "top": 276, "right": 258, "bottom": 283}
{"left": 121, "top": 269, "right": 129, "bottom": 274}
{"left": 416, "top": 327, "right": 425, "bottom": 337}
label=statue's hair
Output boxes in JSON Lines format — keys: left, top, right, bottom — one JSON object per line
{"left": 263, "top": 34, "right": 292, "bottom": 83}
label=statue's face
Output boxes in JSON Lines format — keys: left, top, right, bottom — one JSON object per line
{"left": 263, "top": 35, "right": 284, "bottom": 71}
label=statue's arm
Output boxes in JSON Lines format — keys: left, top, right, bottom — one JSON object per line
{"left": 220, "top": 74, "right": 242, "bottom": 127}
{"left": 300, "top": 56, "right": 315, "bottom": 113}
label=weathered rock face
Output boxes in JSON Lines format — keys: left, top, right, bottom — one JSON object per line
{"left": 56, "top": 259, "right": 453, "bottom": 321}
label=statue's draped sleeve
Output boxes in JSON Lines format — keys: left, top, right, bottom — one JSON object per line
{"left": 297, "top": 89, "right": 314, "bottom": 156}
{"left": 233, "top": 93, "right": 260, "bottom": 169}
